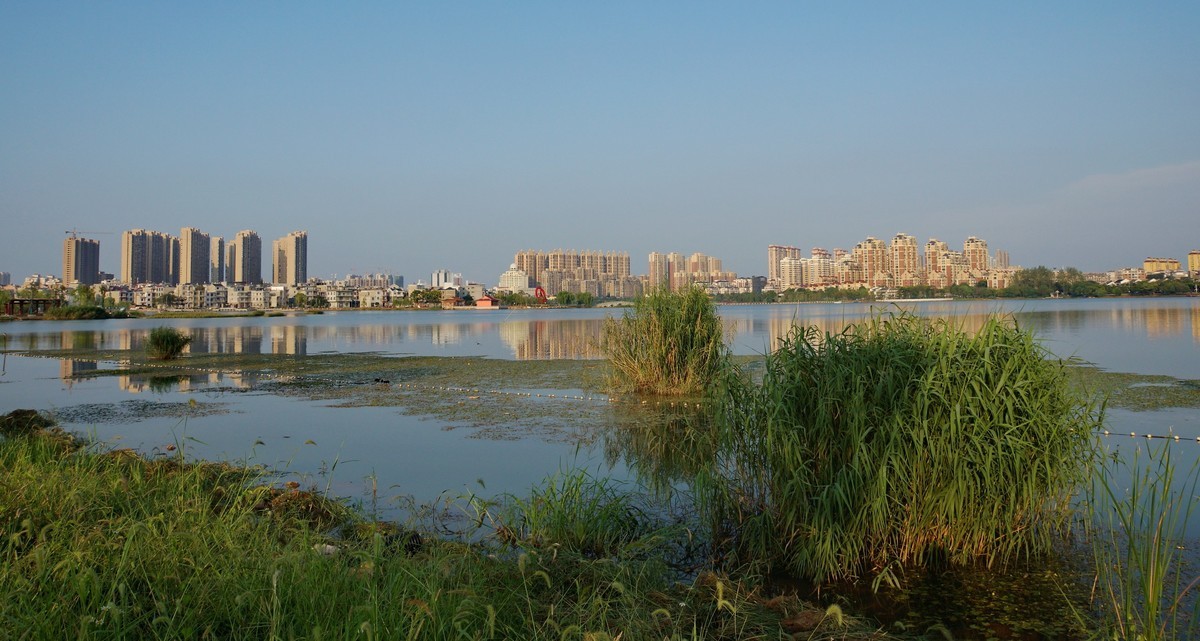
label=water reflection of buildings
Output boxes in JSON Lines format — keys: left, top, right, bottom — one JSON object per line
{"left": 117, "top": 370, "right": 257, "bottom": 393}
{"left": 499, "top": 319, "right": 606, "bottom": 360}
{"left": 270, "top": 325, "right": 307, "bottom": 355}
{"left": 189, "top": 326, "right": 265, "bottom": 354}
{"left": 59, "top": 359, "right": 98, "bottom": 388}
{"left": 1140, "top": 306, "right": 1184, "bottom": 340}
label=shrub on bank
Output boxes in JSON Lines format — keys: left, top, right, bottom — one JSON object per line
{"left": 705, "top": 313, "right": 1102, "bottom": 584}
{"left": 43, "top": 305, "right": 127, "bottom": 320}
{"left": 600, "top": 286, "right": 727, "bottom": 396}
{"left": 145, "top": 326, "right": 192, "bottom": 360}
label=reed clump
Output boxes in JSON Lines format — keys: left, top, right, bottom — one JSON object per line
{"left": 601, "top": 286, "right": 727, "bottom": 396}
{"left": 145, "top": 326, "right": 192, "bottom": 360}
{"left": 704, "top": 313, "right": 1101, "bottom": 584}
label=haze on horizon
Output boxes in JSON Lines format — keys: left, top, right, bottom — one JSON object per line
{"left": 2, "top": 3, "right": 1198, "bottom": 285}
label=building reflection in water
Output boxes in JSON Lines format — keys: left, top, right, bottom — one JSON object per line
{"left": 499, "top": 319, "right": 606, "bottom": 360}
{"left": 117, "top": 370, "right": 258, "bottom": 393}
{"left": 22, "top": 301, "right": 1200, "bottom": 379}
{"left": 59, "top": 359, "right": 98, "bottom": 388}
{"left": 270, "top": 325, "right": 307, "bottom": 355}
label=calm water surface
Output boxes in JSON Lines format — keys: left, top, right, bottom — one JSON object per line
{"left": 4, "top": 298, "right": 1199, "bottom": 637}
{"left": 2, "top": 298, "right": 1199, "bottom": 505}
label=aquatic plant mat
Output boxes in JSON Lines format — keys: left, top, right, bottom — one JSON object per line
{"left": 0, "top": 423, "right": 887, "bottom": 640}
{"left": 22, "top": 349, "right": 623, "bottom": 440}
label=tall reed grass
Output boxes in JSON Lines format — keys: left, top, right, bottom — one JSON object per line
{"left": 601, "top": 286, "right": 727, "bottom": 396}
{"left": 1085, "top": 443, "right": 1200, "bottom": 641}
{"left": 145, "top": 326, "right": 192, "bottom": 360}
{"left": 702, "top": 313, "right": 1102, "bottom": 584}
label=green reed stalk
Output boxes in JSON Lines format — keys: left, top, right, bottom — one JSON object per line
{"left": 702, "top": 312, "right": 1102, "bottom": 584}
{"left": 1087, "top": 443, "right": 1200, "bottom": 641}
{"left": 600, "top": 286, "right": 727, "bottom": 396}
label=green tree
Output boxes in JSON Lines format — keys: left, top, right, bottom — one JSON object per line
{"left": 71, "top": 284, "right": 96, "bottom": 306}
{"left": 1007, "top": 266, "right": 1056, "bottom": 297}
{"left": 294, "top": 292, "right": 308, "bottom": 308}
{"left": 412, "top": 289, "right": 443, "bottom": 305}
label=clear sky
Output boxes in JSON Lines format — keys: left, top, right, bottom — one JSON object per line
{"left": 2, "top": 2, "right": 1198, "bottom": 284}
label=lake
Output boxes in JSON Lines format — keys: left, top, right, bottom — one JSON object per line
{"left": 2, "top": 298, "right": 1199, "bottom": 509}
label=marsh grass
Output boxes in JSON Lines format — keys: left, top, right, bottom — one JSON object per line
{"left": 1085, "top": 443, "right": 1200, "bottom": 641}
{"left": 601, "top": 287, "right": 727, "bottom": 396}
{"left": 145, "top": 326, "right": 192, "bottom": 360}
{"left": 703, "top": 313, "right": 1102, "bottom": 584}
{"left": 0, "top": 424, "right": 883, "bottom": 640}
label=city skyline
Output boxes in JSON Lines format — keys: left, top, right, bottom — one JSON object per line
{"left": 2, "top": 4, "right": 1198, "bottom": 282}
{"left": 10, "top": 227, "right": 1200, "bottom": 292}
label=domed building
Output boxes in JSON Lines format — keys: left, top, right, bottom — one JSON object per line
{"left": 497, "top": 264, "right": 531, "bottom": 293}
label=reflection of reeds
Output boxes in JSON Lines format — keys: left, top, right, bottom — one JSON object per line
{"left": 705, "top": 312, "right": 1102, "bottom": 584}
{"left": 1086, "top": 444, "right": 1200, "bottom": 641}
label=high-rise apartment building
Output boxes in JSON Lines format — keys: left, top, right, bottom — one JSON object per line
{"left": 852, "top": 237, "right": 889, "bottom": 285}
{"left": 272, "top": 230, "right": 307, "bottom": 285}
{"left": 890, "top": 233, "right": 919, "bottom": 279}
{"left": 924, "top": 239, "right": 949, "bottom": 276}
{"left": 511, "top": 249, "right": 632, "bottom": 296}
{"left": 121, "top": 230, "right": 147, "bottom": 285}
{"left": 210, "top": 236, "right": 225, "bottom": 283}
{"left": 178, "top": 227, "right": 211, "bottom": 285}
{"left": 806, "top": 248, "right": 835, "bottom": 286}
{"left": 431, "top": 269, "right": 461, "bottom": 289}
{"left": 767, "top": 245, "right": 802, "bottom": 283}
{"left": 1143, "top": 257, "right": 1180, "bottom": 273}
{"left": 1189, "top": 250, "right": 1200, "bottom": 275}
{"left": 964, "top": 236, "right": 989, "bottom": 273}
{"left": 167, "top": 236, "right": 181, "bottom": 285}
{"left": 0, "top": 272, "right": 10, "bottom": 286}
{"left": 646, "top": 250, "right": 733, "bottom": 291}
{"left": 994, "top": 249, "right": 1010, "bottom": 269}
{"left": 515, "top": 250, "right": 548, "bottom": 286}
{"left": 62, "top": 236, "right": 100, "bottom": 286}
{"left": 779, "top": 256, "right": 805, "bottom": 290}
{"left": 770, "top": 234, "right": 995, "bottom": 289}
{"left": 497, "top": 264, "right": 531, "bottom": 292}
{"left": 648, "top": 252, "right": 670, "bottom": 288}
{"left": 229, "top": 230, "right": 262, "bottom": 284}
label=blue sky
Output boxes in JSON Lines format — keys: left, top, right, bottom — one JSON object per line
{"left": 3, "top": 2, "right": 1198, "bottom": 284}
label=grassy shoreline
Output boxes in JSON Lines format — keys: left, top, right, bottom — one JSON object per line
{"left": 0, "top": 412, "right": 883, "bottom": 640}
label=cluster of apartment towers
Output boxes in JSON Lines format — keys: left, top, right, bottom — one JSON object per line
{"left": 99, "top": 228, "right": 309, "bottom": 287}
{"left": 503, "top": 249, "right": 742, "bottom": 297}
{"left": 768, "top": 234, "right": 1012, "bottom": 290}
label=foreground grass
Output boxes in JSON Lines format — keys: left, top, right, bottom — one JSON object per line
{"left": 0, "top": 415, "right": 884, "bottom": 641}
